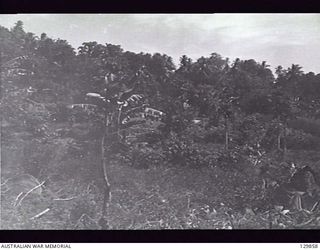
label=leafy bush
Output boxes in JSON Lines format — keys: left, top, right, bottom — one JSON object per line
{"left": 162, "top": 133, "right": 213, "bottom": 167}
{"left": 286, "top": 129, "right": 320, "bottom": 150}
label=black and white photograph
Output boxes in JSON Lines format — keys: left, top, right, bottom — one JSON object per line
{"left": 1, "top": 14, "right": 320, "bottom": 231}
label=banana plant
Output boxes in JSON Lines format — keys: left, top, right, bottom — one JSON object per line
{"left": 81, "top": 67, "right": 165, "bottom": 228}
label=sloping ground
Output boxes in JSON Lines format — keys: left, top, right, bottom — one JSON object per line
{"left": 1, "top": 129, "right": 320, "bottom": 229}
{"left": 2, "top": 159, "right": 320, "bottom": 229}
{"left": 0, "top": 152, "right": 267, "bottom": 230}
{"left": 106, "top": 164, "right": 254, "bottom": 229}
{"left": 0, "top": 147, "right": 261, "bottom": 229}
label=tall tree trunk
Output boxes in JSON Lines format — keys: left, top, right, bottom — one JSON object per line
{"left": 98, "top": 127, "right": 113, "bottom": 229}
{"left": 98, "top": 98, "right": 112, "bottom": 229}
{"left": 277, "top": 116, "right": 282, "bottom": 151}
{"left": 277, "top": 131, "right": 281, "bottom": 151}
{"left": 99, "top": 127, "right": 111, "bottom": 229}
{"left": 225, "top": 118, "right": 229, "bottom": 151}
{"left": 283, "top": 127, "right": 287, "bottom": 158}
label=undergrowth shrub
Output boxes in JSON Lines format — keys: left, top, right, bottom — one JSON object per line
{"left": 286, "top": 129, "right": 320, "bottom": 150}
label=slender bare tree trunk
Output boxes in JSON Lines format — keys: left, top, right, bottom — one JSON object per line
{"left": 100, "top": 126, "right": 111, "bottom": 220}
{"left": 277, "top": 131, "right": 281, "bottom": 151}
{"left": 225, "top": 118, "right": 229, "bottom": 151}
{"left": 277, "top": 116, "right": 282, "bottom": 151}
{"left": 99, "top": 97, "right": 112, "bottom": 229}
{"left": 283, "top": 127, "right": 287, "bottom": 157}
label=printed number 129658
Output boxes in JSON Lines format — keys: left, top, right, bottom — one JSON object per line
{"left": 300, "top": 244, "right": 318, "bottom": 248}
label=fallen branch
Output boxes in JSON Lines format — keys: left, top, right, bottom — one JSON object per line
{"left": 15, "top": 181, "right": 45, "bottom": 207}
{"left": 294, "top": 217, "right": 315, "bottom": 228}
{"left": 54, "top": 188, "right": 65, "bottom": 196}
{"left": 14, "top": 192, "right": 24, "bottom": 206}
{"left": 53, "top": 196, "right": 77, "bottom": 201}
{"left": 30, "top": 208, "right": 51, "bottom": 220}
{"left": 311, "top": 201, "right": 320, "bottom": 212}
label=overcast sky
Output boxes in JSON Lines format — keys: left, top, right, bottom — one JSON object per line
{"left": 1, "top": 14, "right": 320, "bottom": 73}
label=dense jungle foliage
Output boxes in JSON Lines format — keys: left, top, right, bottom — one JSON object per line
{"left": 2, "top": 21, "right": 320, "bottom": 229}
